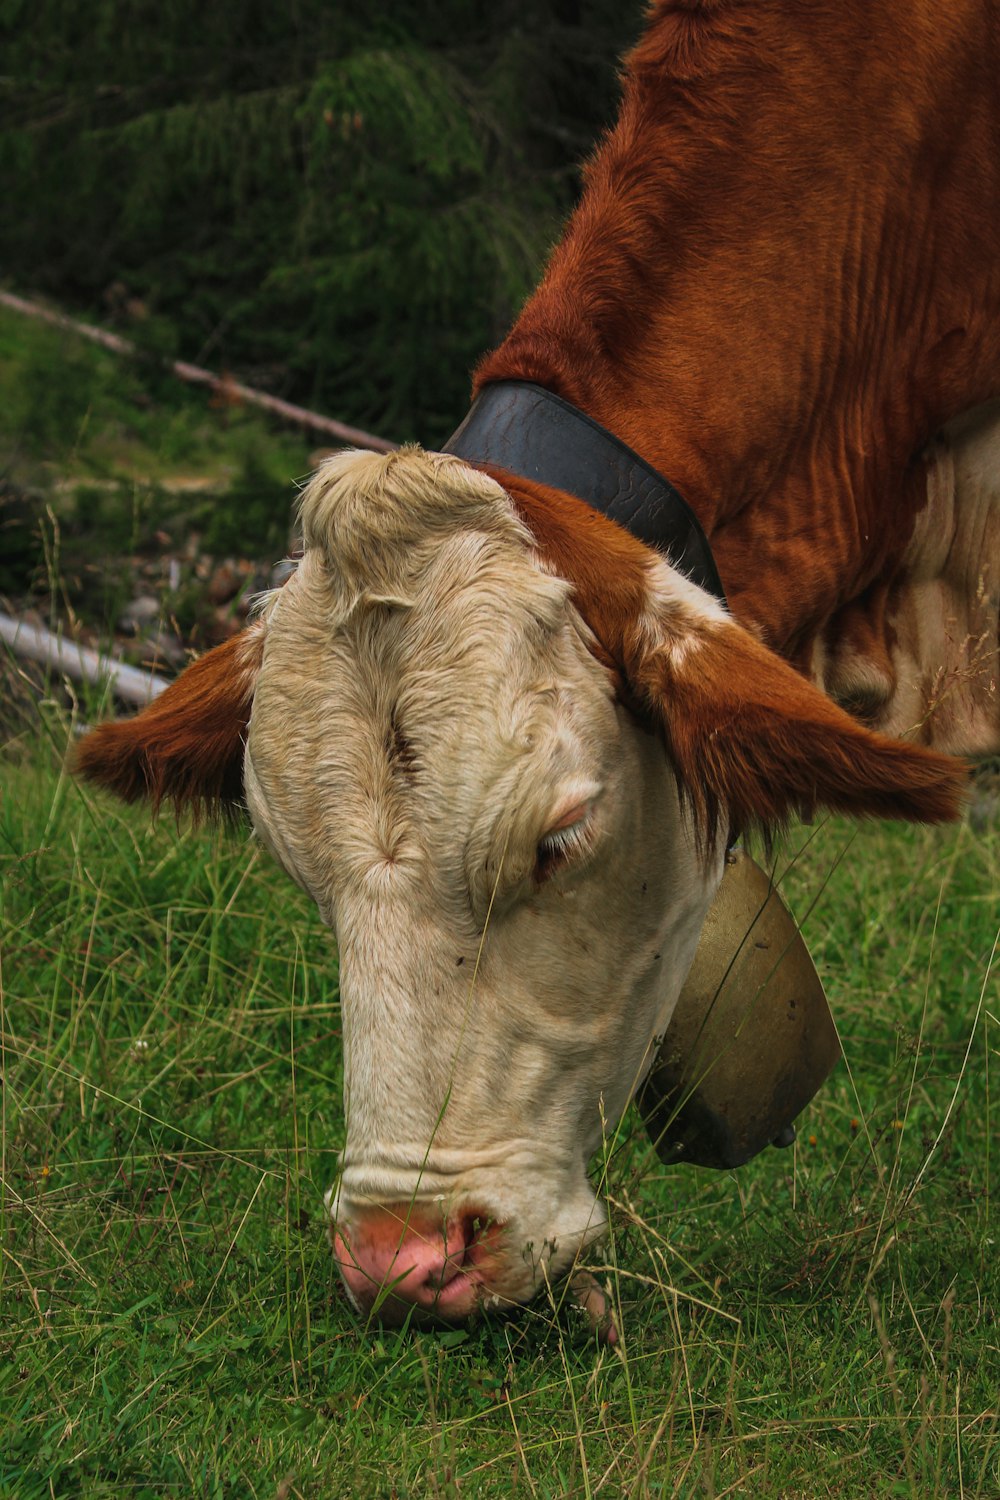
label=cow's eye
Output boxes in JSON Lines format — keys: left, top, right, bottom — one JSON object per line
{"left": 535, "top": 807, "right": 593, "bottom": 882}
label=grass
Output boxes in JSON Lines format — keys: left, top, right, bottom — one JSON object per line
{"left": 1, "top": 698, "right": 997, "bottom": 1498}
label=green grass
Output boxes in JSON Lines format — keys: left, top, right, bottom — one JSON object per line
{"left": 1, "top": 705, "right": 997, "bottom": 1498}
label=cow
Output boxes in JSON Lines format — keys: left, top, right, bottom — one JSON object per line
{"left": 75, "top": 0, "right": 999, "bottom": 1332}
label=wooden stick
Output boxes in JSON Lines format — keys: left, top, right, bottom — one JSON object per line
{"left": 0, "top": 611, "right": 170, "bottom": 707}
{"left": 0, "top": 289, "right": 398, "bottom": 454}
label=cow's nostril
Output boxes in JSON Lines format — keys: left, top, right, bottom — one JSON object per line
{"left": 334, "top": 1204, "right": 492, "bottom": 1318}
{"left": 426, "top": 1216, "right": 471, "bottom": 1289}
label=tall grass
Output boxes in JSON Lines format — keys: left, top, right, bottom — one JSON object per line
{"left": 1, "top": 702, "right": 997, "bottom": 1497}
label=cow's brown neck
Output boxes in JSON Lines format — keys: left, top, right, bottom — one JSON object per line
{"left": 475, "top": 0, "right": 1000, "bottom": 659}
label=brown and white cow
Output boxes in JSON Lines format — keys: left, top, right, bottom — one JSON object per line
{"left": 76, "top": 0, "right": 999, "bottom": 1328}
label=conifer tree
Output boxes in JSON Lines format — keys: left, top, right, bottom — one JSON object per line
{"left": 0, "top": 0, "right": 638, "bottom": 442}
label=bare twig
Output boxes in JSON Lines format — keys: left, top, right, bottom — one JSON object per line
{"left": 0, "top": 289, "right": 397, "bottom": 454}
{"left": 1, "top": 609, "right": 170, "bottom": 705}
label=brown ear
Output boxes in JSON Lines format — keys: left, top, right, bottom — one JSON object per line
{"left": 73, "top": 627, "right": 264, "bottom": 820}
{"left": 492, "top": 467, "right": 967, "bottom": 842}
{"left": 626, "top": 615, "right": 968, "bottom": 845}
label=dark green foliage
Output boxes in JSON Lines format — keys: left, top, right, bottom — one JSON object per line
{"left": 200, "top": 435, "right": 296, "bottom": 555}
{"left": 0, "top": 1, "right": 641, "bottom": 445}
{"left": 0, "top": 479, "right": 43, "bottom": 594}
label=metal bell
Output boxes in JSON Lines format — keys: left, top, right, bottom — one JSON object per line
{"left": 639, "top": 849, "right": 841, "bottom": 1169}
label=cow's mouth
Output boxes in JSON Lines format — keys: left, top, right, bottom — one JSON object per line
{"left": 331, "top": 1202, "right": 506, "bottom": 1319}
{"left": 343, "top": 1266, "right": 488, "bottom": 1328}
{"left": 330, "top": 1203, "right": 617, "bottom": 1340}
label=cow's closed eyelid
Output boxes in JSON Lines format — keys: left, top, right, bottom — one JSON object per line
{"left": 534, "top": 808, "right": 597, "bottom": 882}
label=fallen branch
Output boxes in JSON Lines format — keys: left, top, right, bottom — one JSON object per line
{"left": 0, "top": 289, "right": 397, "bottom": 455}
{"left": 0, "top": 610, "right": 170, "bottom": 707}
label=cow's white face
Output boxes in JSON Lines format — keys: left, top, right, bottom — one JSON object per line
{"left": 243, "top": 448, "right": 723, "bottom": 1318}
{"left": 73, "top": 444, "right": 965, "bottom": 1328}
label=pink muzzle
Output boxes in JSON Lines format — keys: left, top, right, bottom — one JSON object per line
{"left": 333, "top": 1204, "right": 496, "bottom": 1323}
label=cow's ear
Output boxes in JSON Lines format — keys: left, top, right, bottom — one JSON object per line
{"left": 625, "top": 609, "right": 968, "bottom": 845}
{"left": 73, "top": 626, "right": 264, "bottom": 821}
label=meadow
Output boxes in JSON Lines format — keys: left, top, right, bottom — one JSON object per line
{"left": 1, "top": 291, "right": 998, "bottom": 1498}
{"left": 1, "top": 692, "right": 996, "bottom": 1497}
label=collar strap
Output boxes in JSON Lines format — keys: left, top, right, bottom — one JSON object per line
{"left": 444, "top": 380, "right": 726, "bottom": 605}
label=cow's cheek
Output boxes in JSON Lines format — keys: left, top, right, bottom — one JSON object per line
{"left": 487, "top": 785, "right": 722, "bottom": 1150}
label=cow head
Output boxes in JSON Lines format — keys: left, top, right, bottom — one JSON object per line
{"left": 75, "top": 446, "right": 965, "bottom": 1325}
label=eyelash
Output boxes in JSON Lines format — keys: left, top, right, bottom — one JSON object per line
{"left": 535, "top": 815, "right": 593, "bottom": 882}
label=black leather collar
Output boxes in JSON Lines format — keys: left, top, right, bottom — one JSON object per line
{"left": 444, "top": 380, "right": 726, "bottom": 605}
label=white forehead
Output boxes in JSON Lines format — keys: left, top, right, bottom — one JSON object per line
{"left": 245, "top": 447, "right": 615, "bottom": 912}
{"left": 294, "top": 443, "right": 533, "bottom": 613}
{"left": 261, "top": 443, "right": 570, "bottom": 663}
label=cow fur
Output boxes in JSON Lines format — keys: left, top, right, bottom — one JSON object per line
{"left": 478, "top": 0, "right": 1000, "bottom": 752}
